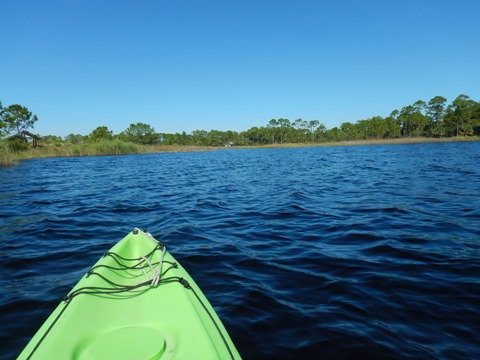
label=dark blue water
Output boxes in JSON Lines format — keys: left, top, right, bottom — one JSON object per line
{"left": 1, "top": 142, "right": 479, "bottom": 359}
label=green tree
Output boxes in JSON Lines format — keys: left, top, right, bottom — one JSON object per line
{"left": 326, "top": 127, "right": 343, "bottom": 141}
{"left": 371, "top": 116, "right": 388, "bottom": 138}
{"left": 356, "top": 119, "right": 371, "bottom": 139}
{"left": 472, "top": 102, "right": 480, "bottom": 135}
{"left": 277, "top": 118, "right": 291, "bottom": 143}
{"left": 191, "top": 130, "right": 208, "bottom": 145}
{"left": 43, "top": 135, "right": 64, "bottom": 147}
{"left": 292, "top": 118, "right": 310, "bottom": 142}
{"left": 445, "top": 94, "right": 477, "bottom": 136}
{"left": 65, "top": 133, "right": 87, "bottom": 145}
{"left": 224, "top": 130, "right": 240, "bottom": 144}
{"left": 0, "top": 103, "right": 38, "bottom": 140}
{"left": 243, "top": 126, "right": 268, "bottom": 145}
{"left": 89, "top": 126, "right": 113, "bottom": 142}
{"left": 315, "top": 122, "right": 327, "bottom": 142}
{"left": 398, "top": 102, "right": 428, "bottom": 137}
{"left": 389, "top": 109, "right": 401, "bottom": 138}
{"left": 292, "top": 118, "right": 303, "bottom": 143}
{"left": 340, "top": 122, "right": 357, "bottom": 140}
{"left": 180, "top": 131, "right": 190, "bottom": 145}
{"left": 267, "top": 119, "right": 278, "bottom": 144}
{"left": 209, "top": 130, "right": 230, "bottom": 146}
{"left": 159, "top": 133, "right": 176, "bottom": 145}
{"left": 0, "top": 101, "right": 5, "bottom": 137}
{"left": 308, "top": 120, "right": 320, "bottom": 142}
{"left": 383, "top": 115, "right": 401, "bottom": 138}
{"left": 243, "top": 127, "right": 259, "bottom": 145}
{"left": 427, "top": 96, "right": 447, "bottom": 137}
{"left": 120, "top": 123, "right": 156, "bottom": 144}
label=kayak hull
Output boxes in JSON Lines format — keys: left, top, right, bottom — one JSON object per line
{"left": 19, "top": 229, "right": 240, "bottom": 359}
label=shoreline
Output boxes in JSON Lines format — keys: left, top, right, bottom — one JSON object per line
{"left": 235, "top": 136, "right": 480, "bottom": 149}
{"left": 2, "top": 136, "right": 479, "bottom": 166}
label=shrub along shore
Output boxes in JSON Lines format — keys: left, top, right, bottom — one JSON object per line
{"left": 1, "top": 136, "right": 478, "bottom": 167}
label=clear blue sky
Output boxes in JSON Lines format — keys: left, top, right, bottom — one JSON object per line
{"left": 1, "top": 0, "right": 479, "bottom": 137}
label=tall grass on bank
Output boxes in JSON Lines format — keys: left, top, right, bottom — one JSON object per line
{"left": 86, "top": 139, "right": 144, "bottom": 156}
{"left": 43, "top": 139, "right": 144, "bottom": 157}
{"left": 0, "top": 140, "right": 15, "bottom": 166}
{"left": 5, "top": 139, "right": 145, "bottom": 163}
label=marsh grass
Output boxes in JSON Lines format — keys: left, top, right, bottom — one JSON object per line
{"left": 1, "top": 141, "right": 218, "bottom": 166}
{"left": 7, "top": 139, "right": 145, "bottom": 162}
{"left": 88, "top": 139, "right": 143, "bottom": 156}
{"left": 0, "top": 140, "right": 15, "bottom": 166}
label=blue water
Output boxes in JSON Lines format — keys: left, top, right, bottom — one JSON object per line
{"left": 1, "top": 142, "right": 479, "bottom": 359}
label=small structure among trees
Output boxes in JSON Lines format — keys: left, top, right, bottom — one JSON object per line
{"left": 8, "top": 130, "right": 43, "bottom": 147}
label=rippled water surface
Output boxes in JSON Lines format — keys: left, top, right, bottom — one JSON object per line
{"left": 1, "top": 142, "right": 480, "bottom": 359}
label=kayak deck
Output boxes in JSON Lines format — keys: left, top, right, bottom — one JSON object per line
{"left": 19, "top": 229, "right": 240, "bottom": 359}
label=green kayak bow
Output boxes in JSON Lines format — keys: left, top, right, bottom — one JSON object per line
{"left": 19, "top": 229, "right": 241, "bottom": 359}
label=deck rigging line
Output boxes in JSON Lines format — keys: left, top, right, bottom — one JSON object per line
{"left": 26, "top": 239, "right": 235, "bottom": 360}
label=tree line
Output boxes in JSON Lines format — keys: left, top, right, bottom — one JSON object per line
{"left": 2, "top": 94, "right": 480, "bottom": 149}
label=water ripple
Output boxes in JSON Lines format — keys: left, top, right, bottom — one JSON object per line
{"left": 1, "top": 143, "right": 480, "bottom": 359}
